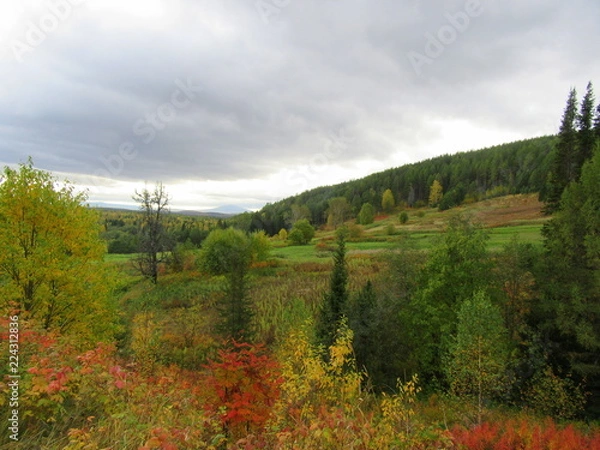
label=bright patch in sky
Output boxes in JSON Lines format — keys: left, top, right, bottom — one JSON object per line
{"left": 87, "top": 0, "right": 167, "bottom": 20}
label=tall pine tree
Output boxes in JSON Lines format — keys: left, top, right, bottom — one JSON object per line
{"left": 539, "top": 145, "right": 600, "bottom": 408}
{"left": 577, "top": 82, "right": 596, "bottom": 177}
{"left": 346, "top": 280, "right": 377, "bottom": 374}
{"left": 594, "top": 103, "right": 600, "bottom": 139}
{"left": 317, "top": 226, "right": 349, "bottom": 350}
{"left": 544, "top": 87, "right": 579, "bottom": 214}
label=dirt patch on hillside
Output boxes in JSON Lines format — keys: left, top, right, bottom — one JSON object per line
{"left": 364, "top": 194, "right": 548, "bottom": 235}
{"left": 472, "top": 194, "right": 548, "bottom": 228}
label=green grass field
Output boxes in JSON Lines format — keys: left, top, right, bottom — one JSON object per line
{"left": 104, "top": 253, "right": 137, "bottom": 263}
{"left": 105, "top": 195, "right": 547, "bottom": 265}
{"left": 104, "top": 253, "right": 137, "bottom": 264}
{"left": 486, "top": 224, "right": 544, "bottom": 251}
{"left": 270, "top": 223, "right": 543, "bottom": 263}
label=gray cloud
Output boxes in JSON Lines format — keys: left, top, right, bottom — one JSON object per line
{"left": 1, "top": 0, "right": 600, "bottom": 206}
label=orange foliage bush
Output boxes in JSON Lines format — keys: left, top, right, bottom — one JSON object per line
{"left": 451, "top": 418, "right": 600, "bottom": 450}
{"left": 204, "top": 341, "right": 283, "bottom": 438}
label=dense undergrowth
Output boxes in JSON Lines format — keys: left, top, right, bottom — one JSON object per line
{"left": 2, "top": 314, "right": 600, "bottom": 449}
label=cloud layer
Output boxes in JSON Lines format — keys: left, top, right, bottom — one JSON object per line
{"left": 1, "top": 0, "right": 599, "bottom": 208}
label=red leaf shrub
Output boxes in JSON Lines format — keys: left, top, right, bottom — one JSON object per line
{"left": 451, "top": 418, "right": 600, "bottom": 450}
{"left": 204, "top": 341, "right": 283, "bottom": 437}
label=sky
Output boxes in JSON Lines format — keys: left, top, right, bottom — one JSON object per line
{"left": 1, "top": 0, "right": 599, "bottom": 211}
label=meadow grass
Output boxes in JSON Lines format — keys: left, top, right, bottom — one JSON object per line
{"left": 487, "top": 224, "right": 544, "bottom": 251}
{"left": 271, "top": 243, "right": 325, "bottom": 263}
{"left": 270, "top": 223, "right": 543, "bottom": 263}
{"left": 104, "top": 253, "right": 137, "bottom": 262}
{"left": 106, "top": 223, "right": 544, "bottom": 268}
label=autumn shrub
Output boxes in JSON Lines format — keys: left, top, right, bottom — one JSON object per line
{"left": 271, "top": 328, "right": 453, "bottom": 449}
{"left": 523, "top": 365, "right": 586, "bottom": 420}
{"left": 295, "top": 261, "right": 331, "bottom": 273}
{"left": 315, "top": 240, "right": 335, "bottom": 255}
{"left": 277, "top": 228, "right": 288, "bottom": 240}
{"left": 347, "top": 223, "right": 365, "bottom": 241}
{"left": 4, "top": 333, "right": 133, "bottom": 445}
{"left": 130, "top": 311, "right": 162, "bottom": 374}
{"left": 7, "top": 316, "right": 600, "bottom": 450}
{"left": 169, "top": 241, "right": 197, "bottom": 272}
{"left": 2, "top": 325, "right": 224, "bottom": 448}
{"left": 377, "top": 375, "right": 426, "bottom": 448}
{"left": 385, "top": 223, "right": 397, "bottom": 236}
{"left": 203, "top": 341, "right": 283, "bottom": 439}
{"left": 451, "top": 418, "right": 600, "bottom": 450}
{"left": 273, "top": 320, "right": 362, "bottom": 427}
{"left": 272, "top": 405, "right": 380, "bottom": 450}
{"left": 250, "top": 259, "right": 278, "bottom": 270}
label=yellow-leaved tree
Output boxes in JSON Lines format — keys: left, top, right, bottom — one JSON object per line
{"left": 274, "top": 319, "right": 362, "bottom": 424}
{"left": 0, "top": 161, "right": 117, "bottom": 343}
{"left": 428, "top": 179, "right": 443, "bottom": 207}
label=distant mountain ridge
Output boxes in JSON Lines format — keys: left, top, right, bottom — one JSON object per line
{"left": 90, "top": 202, "right": 248, "bottom": 218}
{"left": 205, "top": 205, "right": 249, "bottom": 214}
{"left": 88, "top": 202, "right": 138, "bottom": 211}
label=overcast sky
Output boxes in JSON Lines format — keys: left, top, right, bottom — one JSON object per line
{"left": 1, "top": 0, "right": 599, "bottom": 210}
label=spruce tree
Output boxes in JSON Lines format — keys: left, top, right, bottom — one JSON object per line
{"left": 594, "top": 103, "right": 600, "bottom": 139}
{"left": 540, "top": 145, "right": 600, "bottom": 392}
{"left": 545, "top": 87, "right": 579, "bottom": 214}
{"left": 577, "top": 82, "right": 596, "bottom": 177}
{"left": 347, "top": 280, "right": 376, "bottom": 374}
{"left": 317, "top": 226, "right": 349, "bottom": 349}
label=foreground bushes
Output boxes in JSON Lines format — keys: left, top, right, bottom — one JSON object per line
{"left": 3, "top": 321, "right": 600, "bottom": 449}
{"left": 452, "top": 419, "right": 600, "bottom": 450}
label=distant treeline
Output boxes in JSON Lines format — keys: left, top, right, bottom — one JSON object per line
{"left": 237, "top": 135, "right": 557, "bottom": 235}
{"left": 100, "top": 210, "right": 224, "bottom": 253}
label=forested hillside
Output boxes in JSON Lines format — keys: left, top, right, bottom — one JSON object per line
{"left": 242, "top": 135, "right": 557, "bottom": 234}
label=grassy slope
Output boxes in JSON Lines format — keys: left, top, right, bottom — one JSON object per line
{"left": 274, "top": 193, "right": 548, "bottom": 262}
{"left": 105, "top": 194, "right": 548, "bottom": 266}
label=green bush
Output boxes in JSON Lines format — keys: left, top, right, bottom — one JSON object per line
{"left": 399, "top": 211, "right": 409, "bottom": 224}
{"left": 347, "top": 223, "right": 364, "bottom": 240}
{"left": 288, "top": 219, "right": 315, "bottom": 245}
{"left": 358, "top": 203, "right": 375, "bottom": 225}
{"left": 524, "top": 365, "right": 586, "bottom": 420}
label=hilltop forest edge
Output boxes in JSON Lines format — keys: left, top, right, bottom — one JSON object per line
{"left": 0, "top": 82, "right": 600, "bottom": 448}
